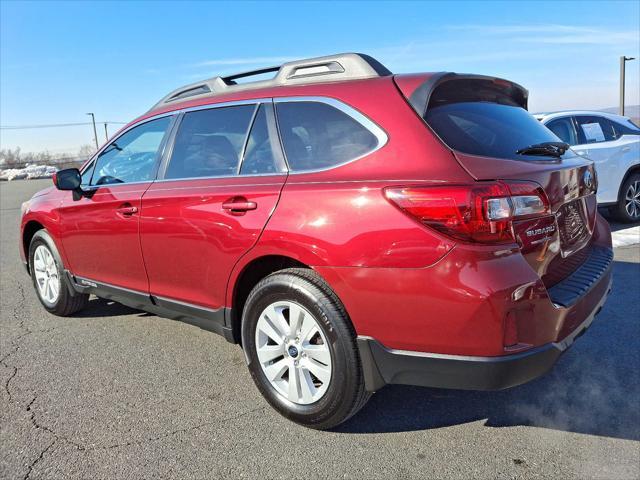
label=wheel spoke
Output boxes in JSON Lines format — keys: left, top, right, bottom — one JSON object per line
{"left": 303, "top": 358, "right": 331, "bottom": 384}
{"left": 50, "top": 279, "right": 59, "bottom": 298}
{"left": 264, "top": 305, "right": 290, "bottom": 338}
{"left": 263, "top": 358, "right": 288, "bottom": 382}
{"left": 256, "top": 344, "right": 283, "bottom": 364}
{"left": 287, "top": 361, "right": 301, "bottom": 402}
{"left": 299, "top": 368, "right": 317, "bottom": 403}
{"left": 257, "top": 315, "right": 284, "bottom": 345}
{"left": 304, "top": 344, "right": 331, "bottom": 365}
{"left": 288, "top": 303, "right": 304, "bottom": 336}
{"left": 300, "top": 316, "right": 318, "bottom": 343}
{"left": 34, "top": 252, "right": 45, "bottom": 272}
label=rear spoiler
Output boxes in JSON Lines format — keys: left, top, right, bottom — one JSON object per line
{"left": 395, "top": 72, "right": 529, "bottom": 117}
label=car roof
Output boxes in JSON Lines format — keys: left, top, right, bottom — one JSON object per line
{"left": 535, "top": 110, "right": 632, "bottom": 123}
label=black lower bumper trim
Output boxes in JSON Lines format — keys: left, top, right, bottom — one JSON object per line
{"left": 358, "top": 276, "right": 611, "bottom": 392}
{"left": 358, "top": 338, "right": 560, "bottom": 392}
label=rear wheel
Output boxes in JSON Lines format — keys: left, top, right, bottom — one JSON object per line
{"left": 613, "top": 173, "right": 640, "bottom": 223}
{"left": 29, "top": 230, "right": 89, "bottom": 316}
{"left": 241, "top": 268, "right": 370, "bottom": 430}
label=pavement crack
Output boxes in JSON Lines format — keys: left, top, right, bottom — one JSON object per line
{"left": 26, "top": 401, "right": 267, "bottom": 453}
{"left": 97, "top": 406, "right": 267, "bottom": 451}
{"left": 23, "top": 439, "right": 56, "bottom": 480}
{"left": 5, "top": 366, "right": 17, "bottom": 402}
{"left": 1, "top": 282, "right": 29, "bottom": 403}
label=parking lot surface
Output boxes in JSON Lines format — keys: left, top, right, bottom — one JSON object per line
{"left": 1, "top": 179, "right": 639, "bottom": 479}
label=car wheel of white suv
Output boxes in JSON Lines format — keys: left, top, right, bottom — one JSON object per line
{"left": 613, "top": 173, "right": 640, "bottom": 223}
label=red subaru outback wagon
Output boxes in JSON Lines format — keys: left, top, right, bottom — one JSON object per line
{"left": 20, "top": 53, "right": 613, "bottom": 429}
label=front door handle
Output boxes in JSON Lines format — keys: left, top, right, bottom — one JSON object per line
{"left": 222, "top": 197, "right": 257, "bottom": 215}
{"left": 116, "top": 205, "right": 138, "bottom": 216}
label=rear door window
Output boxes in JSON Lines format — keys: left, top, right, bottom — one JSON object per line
{"left": 275, "top": 101, "right": 380, "bottom": 171}
{"left": 165, "top": 105, "right": 255, "bottom": 179}
{"left": 574, "top": 116, "right": 615, "bottom": 144}
{"left": 545, "top": 117, "right": 578, "bottom": 145}
{"left": 239, "top": 104, "right": 286, "bottom": 175}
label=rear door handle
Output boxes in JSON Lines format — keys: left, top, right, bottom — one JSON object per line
{"left": 116, "top": 205, "right": 138, "bottom": 216}
{"left": 222, "top": 197, "right": 257, "bottom": 215}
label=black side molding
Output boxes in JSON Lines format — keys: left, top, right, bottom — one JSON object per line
{"left": 68, "top": 273, "right": 236, "bottom": 342}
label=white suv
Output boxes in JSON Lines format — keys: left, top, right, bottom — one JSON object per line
{"left": 536, "top": 111, "right": 639, "bottom": 222}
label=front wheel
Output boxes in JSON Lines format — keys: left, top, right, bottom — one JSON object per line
{"left": 28, "top": 230, "right": 89, "bottom": 316}
{"left": 241, "top": 268, "right": 370, "bottom": 430}
{"left": 613, "top": 173, "right": 640, "bottom": 223}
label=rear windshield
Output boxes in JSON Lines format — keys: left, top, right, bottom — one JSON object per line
{"left": 425, "top": 100, "right": 571, "bottom": 161}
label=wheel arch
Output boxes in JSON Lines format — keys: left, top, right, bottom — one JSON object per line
{"left": 22, "top": 220, "right": 45, "bottom": 274}
{"left": 616, "top": 164, "right": 640, "bottom": 203}
{"left": 228, "top": 254, "right": 311, "bottom": 344}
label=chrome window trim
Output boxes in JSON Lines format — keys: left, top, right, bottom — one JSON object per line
{"left": 159, "top": 99, "right": 268, "bottom": 182}
{"left": 154, "top": 172, "right": 287, "bottom": 184}
{"left": 273, "top": 96, "right": 388, "bottom": 174}
{"left": 84, "top": 95, "right": 388, "bottom": 184}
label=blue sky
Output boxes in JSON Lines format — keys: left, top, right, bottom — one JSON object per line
{"left": 1, "top": 0, "right": 639, "bottom": 153}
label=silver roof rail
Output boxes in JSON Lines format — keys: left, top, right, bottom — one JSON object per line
{"left": 149, "top": 53, "right": 392, "bottom": 112}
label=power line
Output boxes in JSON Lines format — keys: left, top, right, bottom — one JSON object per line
{"left": 0, "top": 121, "right": 127, "bottom": 130}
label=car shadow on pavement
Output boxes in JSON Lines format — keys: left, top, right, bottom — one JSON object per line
{"left": 70, "top": 297, "right": 152, "bottom": 318}
{"left": 61, "top": 260, "right": 638, "bottom": 441}
{"left": 338, "top": 259, "right": 640, "bottom": 441}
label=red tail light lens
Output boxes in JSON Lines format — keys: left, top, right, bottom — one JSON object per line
{"left": 384, "top": 181, "right": 550, "bottom": 245}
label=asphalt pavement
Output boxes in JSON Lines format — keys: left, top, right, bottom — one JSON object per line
{"left": 1, "top": 179, "right": 639, "bottom": 479}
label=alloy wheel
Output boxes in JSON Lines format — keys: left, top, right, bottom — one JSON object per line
{"left": 625, "top": 180, "right": 640, "bottom": 220}
{"left": 33, "top": 245, "right": 60, "bottom": 304}
{"left": 255, "top": 301, "right": 332, "bottom": 405}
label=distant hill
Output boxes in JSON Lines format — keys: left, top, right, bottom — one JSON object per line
{"left": 596, "top": 105, "right": 639, "bottom": 127}
{"left": 599, "top": 105, "right": 639, "bottom": 121}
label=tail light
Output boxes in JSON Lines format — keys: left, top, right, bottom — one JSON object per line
{"left": 384, "top": 181, "right": 550, "bottom": 245}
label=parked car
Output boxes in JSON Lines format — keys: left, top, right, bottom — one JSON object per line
{"left": 535, "top": 111, "right": 640, "bottom": 222}
{"left": 20, "top": 53, "right": 613, "bottom": 429}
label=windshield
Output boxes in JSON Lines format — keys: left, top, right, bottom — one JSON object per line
{"left": 425, "top": 102, "right": 574, "bottom": 161}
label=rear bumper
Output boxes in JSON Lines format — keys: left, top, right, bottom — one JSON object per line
{"left": 357, "top": 272, "right": 612, "bottom": 392}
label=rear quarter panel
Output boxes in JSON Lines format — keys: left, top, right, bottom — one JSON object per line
{"left": 225, "top": 77, "right": 473, "bottom": 304}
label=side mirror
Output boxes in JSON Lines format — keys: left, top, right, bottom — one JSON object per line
{"left": 53, "top": 168, "right": 81, "bottom": 191}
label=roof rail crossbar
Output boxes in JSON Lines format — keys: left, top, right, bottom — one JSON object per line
{"left": 223, "top": 66, "right": 280, "bottom": 84}
{"left": 149, "top": 53, "right": 392, "bottom": 112}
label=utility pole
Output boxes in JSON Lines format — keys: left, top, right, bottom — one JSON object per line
{"left": 86, "top": 112, "right": 99, "bottom": 150}
{"left": 103, "top": 122, "right": 109, "bottom": 142}
{"left": 620, "top": 56, "right": 636, "bottom": 116}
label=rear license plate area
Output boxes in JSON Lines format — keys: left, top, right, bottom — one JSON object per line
{"left": 556, "top": 198, "right": 591, "bottom": 257}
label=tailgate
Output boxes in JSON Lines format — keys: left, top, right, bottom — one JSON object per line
{"left": 455, "top": 151, "right": 598, "bottom": 285}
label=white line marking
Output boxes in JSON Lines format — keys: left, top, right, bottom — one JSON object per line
{"left": 611, "top": 225, "right": 640, "bottom": 248}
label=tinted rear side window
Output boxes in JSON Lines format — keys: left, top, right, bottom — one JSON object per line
{"left": 425, "top": 102, "right": 566, "bottom": 161}
{"left": 610, "top": 118, "right": 640, "bottom": 138}
{"left": 240, "top": 104, "right": 284, "bottom": 175}
{"left": 574, "top": 116, "right": 615, "bottom": 144}
{"left": 276, "top": 101, "right": 379, "bottom": 171}
{"left": 166, "top": 105, "right": 255, "bottom": 179}
{"left": 545, "top": 117, "right": 578, "bottom": 145}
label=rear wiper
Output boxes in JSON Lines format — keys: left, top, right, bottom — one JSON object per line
{"left": 516, "top": 141, "right": 569, "bottom": 158}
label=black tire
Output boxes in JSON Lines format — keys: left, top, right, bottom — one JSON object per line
{"left": 28, "top": 230, "right": 89, "bottom": 316}
{"left": 241, "top": 268, "right": 371, "bottom": 430}
{"left": 612, "top": 173, "right": 640, "bottom": 223}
